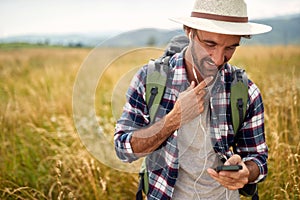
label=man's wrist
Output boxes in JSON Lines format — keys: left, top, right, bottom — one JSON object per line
{"left": 244, "top": 160, "right": 260, "bottom": 183}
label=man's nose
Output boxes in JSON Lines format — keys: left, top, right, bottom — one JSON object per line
{"left": 211, "top": 49, "right": 225, "bottom": 67}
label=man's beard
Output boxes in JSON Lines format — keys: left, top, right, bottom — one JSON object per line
{"left": 194, "top": 55, "right": 220, "bottom": 79}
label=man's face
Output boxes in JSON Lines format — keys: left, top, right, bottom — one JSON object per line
{"left": 189, "top": 30, "right": 241, "bottom": 79}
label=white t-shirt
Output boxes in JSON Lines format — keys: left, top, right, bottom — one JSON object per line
{"left": 172, "top": 97, "right": 240, "bottom": 200}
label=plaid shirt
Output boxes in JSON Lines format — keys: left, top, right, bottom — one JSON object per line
{"left": 114, "top": 52, "right": 268, "bottom": 199}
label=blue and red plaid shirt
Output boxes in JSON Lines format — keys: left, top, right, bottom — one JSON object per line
{"left": 114, "top": 52, "right": 268, "bottom": 199}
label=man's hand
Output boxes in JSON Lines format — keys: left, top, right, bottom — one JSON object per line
{"left": 169, "top": 76, "right": 213, "bottom": 128}
{"left": 207, "top": 154, "right": 249, "bottom": 190}
{"left": 131, "top": 76, "right": 213, "bottom": 155}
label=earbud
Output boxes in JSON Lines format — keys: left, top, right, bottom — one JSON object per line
{"left": 189, "top": 31, "right": 192, "bottom": 40}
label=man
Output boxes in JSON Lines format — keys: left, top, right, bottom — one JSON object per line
{"left": 114, "top": 0, "right": 271, "bottom": 199}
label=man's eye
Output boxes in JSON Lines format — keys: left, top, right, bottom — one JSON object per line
{"left": 226, "top": 46, "right": 237, "bottom": 50}
{"left": 205, "top": 43, "right": 216, "bottom": 47}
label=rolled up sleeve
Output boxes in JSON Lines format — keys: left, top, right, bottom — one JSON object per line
{"left": 114, "top": 127, "right": 137, "bottom": 162}
{"left": 114, "top": 66, "right": 149, "bottom": 163}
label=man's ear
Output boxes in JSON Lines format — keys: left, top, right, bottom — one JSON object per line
{"left": 183, "top": 25, "right": 192, "bottom": 38}
{"left": 189, "top": 32, "right": 192, "bottom": 40}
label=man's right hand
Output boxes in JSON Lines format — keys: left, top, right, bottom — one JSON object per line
{"left": 131, "top": 76, "right": 213, "bottom": 155}
{"left": 169, "top": 76, "right": 213, "bottom": 129}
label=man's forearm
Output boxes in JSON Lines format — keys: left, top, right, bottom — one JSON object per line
{"left": 130, "top": 110, "right": 180, "bottom": 156}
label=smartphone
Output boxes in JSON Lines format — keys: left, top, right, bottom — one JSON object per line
{"left": 215, "top": 165, "right": 243, "bottom": 172}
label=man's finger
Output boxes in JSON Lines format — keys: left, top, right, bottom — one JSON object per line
{"left": 224, "top": 154, "right": 242, "bottom": 165}
{"left": 197, "top": 89, "right": 206, "bottom": 97}
{"left": 194, "top": 76, "right": 214, "bottom": 92}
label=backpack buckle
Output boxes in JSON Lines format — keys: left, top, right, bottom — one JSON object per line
{"left": 237, "top": 98, "right": 244, "bottom": 109}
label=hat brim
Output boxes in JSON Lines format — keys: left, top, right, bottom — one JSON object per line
{"left": 169, "top": 16, "right": 272, "bottom": 35}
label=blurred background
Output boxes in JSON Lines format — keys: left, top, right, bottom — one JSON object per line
{"left": 0, "top": 0, "right": 300, "bottom": 47}
{"left": 0, "top": 1, "right": 299, "bottom": 200}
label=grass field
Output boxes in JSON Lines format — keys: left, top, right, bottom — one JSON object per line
{"left": 0, "top": 45, "right": 299, "bottom": 199}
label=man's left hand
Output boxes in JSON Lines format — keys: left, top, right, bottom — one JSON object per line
{"left": 207, "top": 154, "right": 249, "bottom": 190}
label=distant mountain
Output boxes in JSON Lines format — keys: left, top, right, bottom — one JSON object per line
{"left": 248, "top": 14, "right": 300, "bottom": 45}
{"left": 0, "top": 33, "right": 108, "bottom": 47}
{"left": 99, "top": 28, "right": 184, "bottom": 47}
{"left": 0, "top": 14, "right": 299, "bottom": 47}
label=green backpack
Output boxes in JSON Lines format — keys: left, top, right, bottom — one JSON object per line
{"left": 136, "top": 35, "right": 258, "bottom": 200}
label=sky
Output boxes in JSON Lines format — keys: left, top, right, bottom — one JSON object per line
{"left": 0, "top": 0, "right": 299, "bottom": 38}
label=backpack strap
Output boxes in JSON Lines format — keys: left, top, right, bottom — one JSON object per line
{"left": 145, "top": 35, "right": 188, "bottom": 122}
{"left": 146, "top": 57, "right": 170, "bottom": 122}
{"left": 230, "top": 66, "right": 248, "bottom": 134}
{"left": 136, "top": 158, "right": 148, "bottom": 200}
{"left": 230, "top": 67, "right": 259, "bottom": 200}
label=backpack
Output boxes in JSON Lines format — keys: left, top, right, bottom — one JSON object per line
{"left": 136, "top": 35, "right": 259, "bottom": 200}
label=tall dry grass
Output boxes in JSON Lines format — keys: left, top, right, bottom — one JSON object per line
{"left": 232, "top": 46, "right": 300, "bottom": 199}
{"left": 0, "top": 48, "right": 138, "bottom": 200}
{"left": 0, "top": 45, "right": 299, "bottom": 199}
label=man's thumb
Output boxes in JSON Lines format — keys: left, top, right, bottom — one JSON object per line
{"left": 224, "top": 154, "right": 242, "bottom": 165}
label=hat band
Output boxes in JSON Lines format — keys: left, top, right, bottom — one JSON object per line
{"left": 191, "top": 12, "right": 248, "bottom": 23}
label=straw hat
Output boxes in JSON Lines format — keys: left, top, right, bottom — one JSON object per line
{"left": 170, "top": 0, "right": 272, "bottom": 35}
